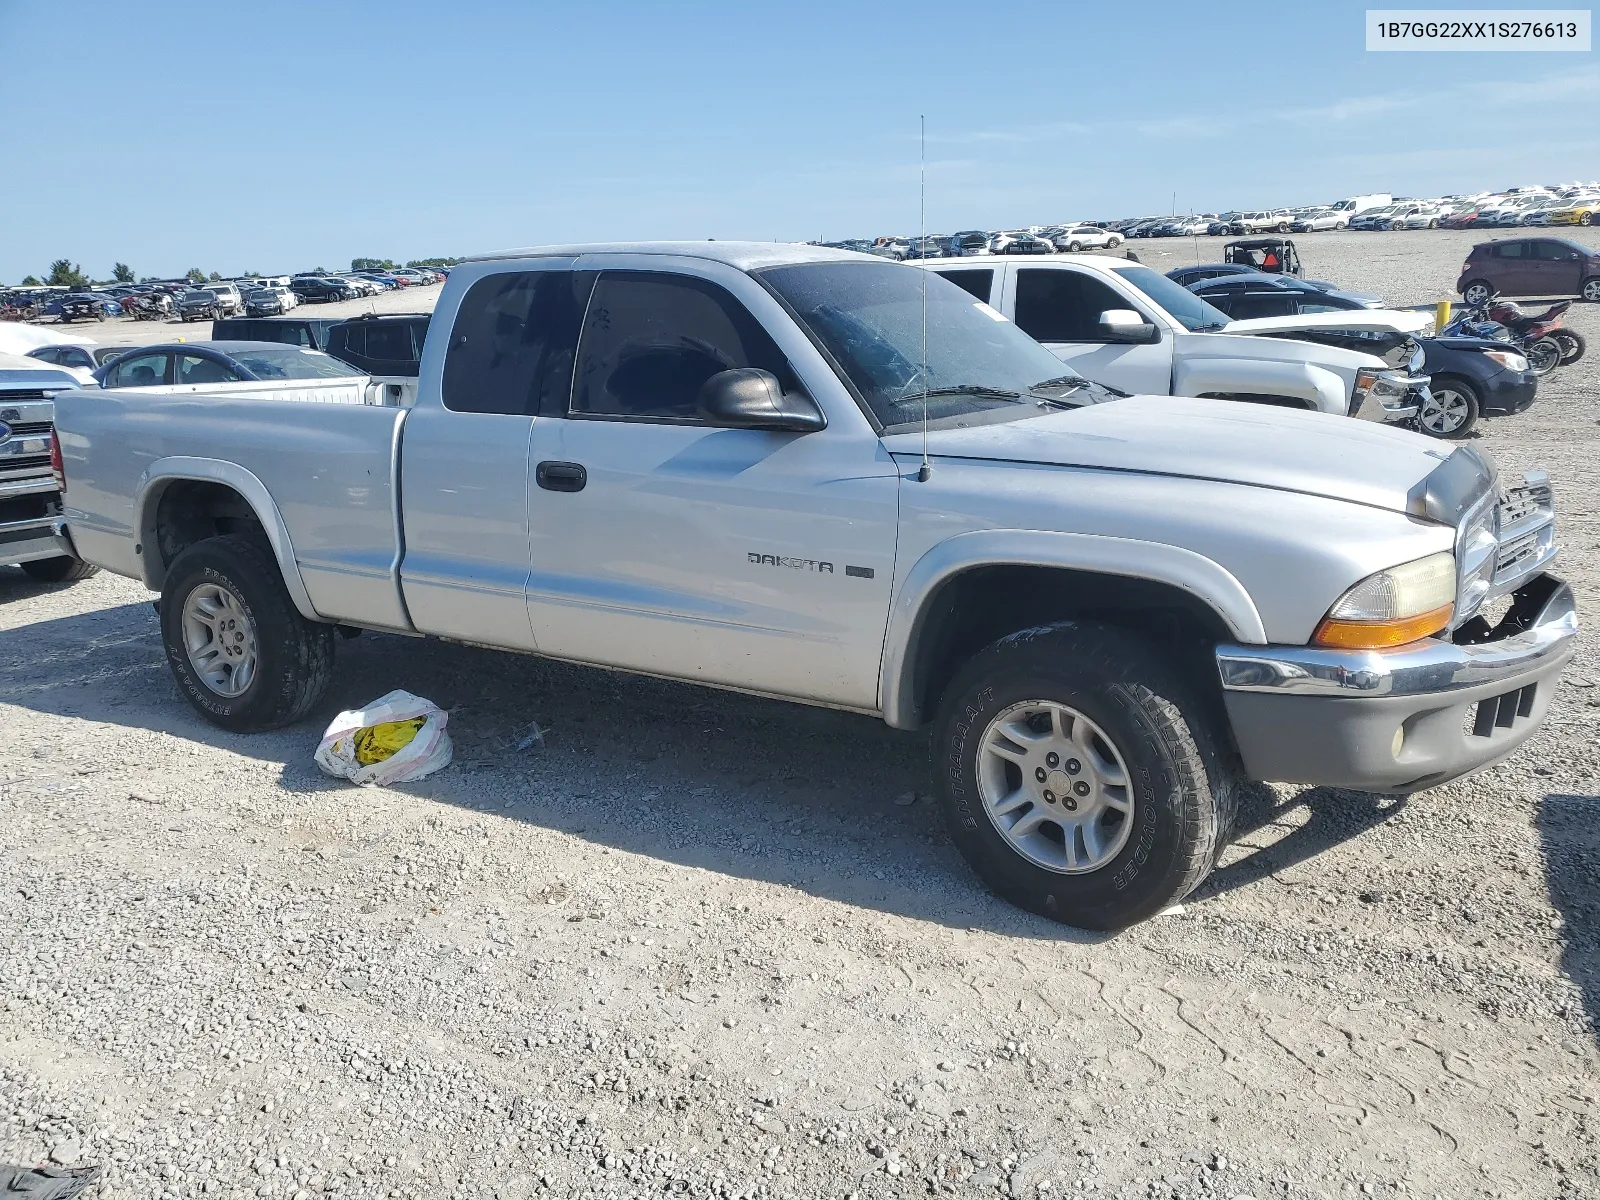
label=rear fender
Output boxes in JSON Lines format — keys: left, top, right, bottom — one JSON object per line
{"left": 134, "top": 457, "right": 320, "bottom": 620}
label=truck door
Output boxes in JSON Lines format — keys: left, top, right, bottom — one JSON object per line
{"left": 522, "top": 261, "right": 900, "bottom": 710}
{"left": 398, "top": 261, "right": 587, "bottom": 650}
{"left": 1004, "top": 264, "right": 1173, "bottom": 394}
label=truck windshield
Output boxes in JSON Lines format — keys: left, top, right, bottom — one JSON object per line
{"left": 758, "top": 260, "right": 1090, "bottom": 430}
{"left": 1108, "top": 265, "right": 1231, "bottom": 332}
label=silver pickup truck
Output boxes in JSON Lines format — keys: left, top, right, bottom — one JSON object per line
{"left": 55, "top": 243, "right": 1577, "bottom": 929}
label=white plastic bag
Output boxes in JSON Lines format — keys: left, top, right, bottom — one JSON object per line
{"left": 314, "top": 689, "right": 454, "bottom": 786}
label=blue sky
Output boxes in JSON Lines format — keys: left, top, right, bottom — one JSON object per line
{"left": 1, "top": 0, "right": 1594, "bottom": 281}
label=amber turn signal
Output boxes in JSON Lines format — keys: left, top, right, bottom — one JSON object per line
{"left": 1312, "top": 603, "right": 1454, "bottom": 650}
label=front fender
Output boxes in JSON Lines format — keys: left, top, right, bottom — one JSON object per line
{"left": 878, "top": 529, "right": 1267, "bottom": 729}
{"left": 135, "top": 456, "right": 321, "bottom": 621}
{"left": 1174, "top": 356, "right": 1348, "bottom": 415}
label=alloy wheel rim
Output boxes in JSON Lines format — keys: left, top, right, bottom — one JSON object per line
{"left": 181, "top": 583, "right": 258, "bottom": 698}
{"left": 976, "top": 700, "right": 1134, "bottom": 874}
{"left": 1584, "top": 280, "right": 1600, "bottom": 301}
{"left": 1420, "top": 388, "right": 1469, "bottom": 433}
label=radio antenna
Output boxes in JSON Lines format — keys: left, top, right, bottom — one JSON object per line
{"left": 917, "top": 113, "right": 931, "bottom": 483}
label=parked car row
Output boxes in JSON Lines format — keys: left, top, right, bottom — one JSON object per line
{"left": 822, "top": 182, "right": 1600, "bottom": 257}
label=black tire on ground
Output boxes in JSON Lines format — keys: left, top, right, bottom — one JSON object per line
{"left": 931, "top": 621, "right": 1237, "bottom": 931}
{"left": 1553, "top": 329, "right": 1586, "bottom": 365}
{"left": 1581, "top": 277, "right": 1600, "bottom": 303}
{"left": 1275, "top": 222, "right": 1288, "bottom": 232}
{"left": 1067, "top": 242, "right": 1081, "bottom": 252}
{"left": 1462, "top": 280, "right": 1494, "bottom": 306}
{"left": 1419, "top": 375, "right": 1480, "bottom": 439}
{"left": 1579, "top": 212, "right": 1593, "bottom": 227}
{"left": 160, "top": 534, "right": 334, "bottom": 732}
{"left": 19, "top": 555, "right": 100, "bottom": 583}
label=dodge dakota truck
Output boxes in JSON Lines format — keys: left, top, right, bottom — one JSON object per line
{"left": 54, "top": 243, "right": 1577, "bottom": 930}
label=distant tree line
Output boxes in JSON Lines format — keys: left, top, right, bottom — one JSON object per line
{"left": 7, "top": 254, "right": 465, "bottom": 288}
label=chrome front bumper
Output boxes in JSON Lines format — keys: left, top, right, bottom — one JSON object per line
{"left": 1215, "top": 575, "right": 1577, "bottom": 792}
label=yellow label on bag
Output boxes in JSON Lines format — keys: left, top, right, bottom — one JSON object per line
{"left": 352, "top": 718, "right": 426, "bottom": 765}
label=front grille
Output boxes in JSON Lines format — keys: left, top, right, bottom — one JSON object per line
{"left": 1, "top": 421, "right": 51, "bottom": 439}
{"left": 1466, "top": 684, "right": 1538, "bottom": 737}
{"left": 1499, "top": 479, "right": 1553, "bottom": 527}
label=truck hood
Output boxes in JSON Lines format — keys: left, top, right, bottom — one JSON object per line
{"left": 880, "top": 395, "right": 1454, "bottom": 515}
{"left": 1225, "top": 309, "right": 1431, "bottom": 335}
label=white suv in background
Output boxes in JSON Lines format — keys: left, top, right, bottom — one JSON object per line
{"left": 1050, "top": 225, "right": 1124, "bottom": 252}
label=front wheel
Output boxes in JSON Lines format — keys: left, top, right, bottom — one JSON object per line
{"left": 932, "top": 622, "right": 1236, "bottom": 930}
{"left": 1581, "top": 277, "right": 1600, "bottom": 302}
{"left": 19, "top": 556, "right": 100, "bottom": 584}
{"left": 160, "top": 534, "right": 334, "bottom": 732}
{"left": 1417, "top": 378, "right": 1480, "bottom": 438}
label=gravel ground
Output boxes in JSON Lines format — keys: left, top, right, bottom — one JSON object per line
{"left": 2, "top": 230, "right": 1597, "bottom": 1200}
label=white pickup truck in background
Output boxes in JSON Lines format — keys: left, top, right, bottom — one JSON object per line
{"left": 53, "top": 242, "right": 1576, "bottom": 931}
{"left": 917, "top": 254, "right": 1430, "bottom": 419}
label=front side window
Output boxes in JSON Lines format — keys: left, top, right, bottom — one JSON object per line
{"left": 1534, "top": 240, "right": 1578, "bottom": 260}
{"left": 572, "top": 271, "right": 794, "bottom": 422}
{"left": 1014, "top": 269, "right": 1136, "bottom": 342}
{"left": 179, "top": 354, "right": 240, "bottom": 384}
{"left": 442, "top": 269, "right": 590, "bottom": 416}
{"left": 106, "top": 353, "right": 169, "bottom": 388}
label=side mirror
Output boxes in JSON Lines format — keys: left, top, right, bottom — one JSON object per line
{"left": 1097, "top": 309, "right": 1159, "bottom": 344}
{"left": 697, "top": 368, "right": 825, "bottom": 433}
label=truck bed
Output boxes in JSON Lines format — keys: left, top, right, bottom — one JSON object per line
{"left": 57, "top": 389, "right": 410, "bottom": 629}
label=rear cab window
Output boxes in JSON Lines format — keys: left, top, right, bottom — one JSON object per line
{"left": 441, "top": 269, "right": 591, "bottom": 416}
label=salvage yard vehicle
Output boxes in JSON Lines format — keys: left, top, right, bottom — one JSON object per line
{"left": 0, "top": 354, "right": 100, "bottom": 584}
{"left": 1223, "top": 237, "right": 1301, "bottom": 277}
{"left": 1050, "top": 225, "right": 1123, "bottom": 252}
{"left": 55, "top": 243, "right": 1577, "bottom": 931}
{"left": 178, "top": 289, "right": 224, "bottom": 322}
{"left": 93, "top": 342, "right": 372, "bottom": 389}
{"left": 922, "top": 253, "right": 1427, "bottom": 418}
{"left": 1457, "top": 237, "right": 1600, "bottom": 304}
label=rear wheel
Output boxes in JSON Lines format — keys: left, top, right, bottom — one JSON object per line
{"left": 1526, "top": 337, "right": 1561, "bottom": 376}
{"left": 19, "top": 556, "right": 99, "bottom": 584}
{"left": 1275, "top": 222, "right": 1289, "bottom": 232}
{"left": 160, "top": 534, "right": 333, "bottom": 732}
{"left": 1462, "top": 280, "right": 1493, "bottom": 306}
{"left": 1553, "top": 329, "right": 1586, "bottom": 365}
{"left": 1418, "top": 377, "right": 1480, "bottom": 438}
{"left": 932, "top": 622, "right": 1236, "bottom": 930}
{"left": 1067, "top": 241, "right": 1082, "bottom": 252}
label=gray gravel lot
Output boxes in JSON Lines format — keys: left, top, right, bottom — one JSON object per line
{"left": 3, "top": 230, "right": 1597, "bottom": 1200}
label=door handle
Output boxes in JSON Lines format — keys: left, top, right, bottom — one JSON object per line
{"left": 536, "top": 461, "right": 587, "bottom": 492}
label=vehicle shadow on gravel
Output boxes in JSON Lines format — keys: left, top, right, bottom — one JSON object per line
{"left": 1538, "top": 793, "right": 1599, "bottom": 1042}
{"left": 0, "top": 603, "right": 1105, "bottom": 940}
{"left": 1192, "top": 781, "right": 1407, "bottom": 902}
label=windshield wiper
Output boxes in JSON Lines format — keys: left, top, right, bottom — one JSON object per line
{"left": 891, "top": 384, "right": 1024, "bottom": 405}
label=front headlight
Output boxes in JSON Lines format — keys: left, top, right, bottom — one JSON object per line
{"left": 1483, "top": 349, "right": 1529, "bottom": 373}
{"left": 1312, "top": 552, "right": 1457, "bottom": 649}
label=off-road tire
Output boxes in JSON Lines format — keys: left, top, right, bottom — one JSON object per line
{"left": 931, "top": 622, "right": 1237, "bottom": 931}
{"left": 160, "top": 534, "right": 333, "bottom": 732}
{"left": 19, "top": 555, "right": 100, "bottom": 584}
